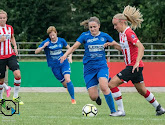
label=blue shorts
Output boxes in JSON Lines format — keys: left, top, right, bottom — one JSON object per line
{"left": 84, "top": 67, "right": 109, "bottom": 89}
{"left": 51, "top": 61, "right": 71, "bottom": 83}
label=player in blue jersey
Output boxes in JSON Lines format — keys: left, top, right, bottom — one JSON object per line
{"left": 35, "top": 26, "right": 76, "bottom": 104}
{"left": 60, "top": 17, "right": 120, "bottom": 115}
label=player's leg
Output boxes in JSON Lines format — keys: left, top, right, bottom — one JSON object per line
{"left": 85, "top": 73, "right": 101, "bottom": 105}
{"left": 3, "top": 83, "right": 11, "bottom": 98}
{"left": 133, "top": 67, "right": 165, "bottom": 115}
{"left": 3, "top": 67, "right": 11, "bottom": 97}
{"left": 109, "top": 75, "right": 125, "bottom": 116}
{"left": 97, "top": 68, "right": 116, "bottom": 113}
{"left": 0, "top": 78, "right": 4, "bottom": 100}
{"left": 0, "top": 59, "right": 7, "bottom": 100}
{"left": 62, "top": 74, "right": 76, "bottom": 104}
{"left": 61, "top": 62, "right": 76, "bottom": 104}
{"left": 134, "top": 82, "right": 165, "bottom": 116}
{"left": 98, "top": 77, "right": 116, "bottom": 113}
{"left": 12, "top": 70, "right": 23, "bottom": 105}
{"left": 88, "top": 85, "right": 100, "bottom": 103}
{"left": 8, "top": 56, "right": 23, "bottom": 105}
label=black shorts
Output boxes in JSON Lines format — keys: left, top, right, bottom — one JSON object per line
{"left": 117, "top": 66, "right": 144, "bottom": 84}
{"left": 0, "top": 55, "right": 20, "bottom": 79}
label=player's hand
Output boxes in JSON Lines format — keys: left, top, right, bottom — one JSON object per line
{"left": 0, "top": 35, "right": 6, "bottom": 42}
{"left": 104, "top": 42, "right": 113, "bottom": 48}
{"left": 132, "top": 62, "right": 139, "bottom": 73}
{"left": 68, "top": 54, "right": 72, "bottom": 63}
{"left": 43, "top": 41, "right": 49, "bottom": 48}
{"left": 14, "top": 46, "right": 18, "bottom": 56}
{"left": 59, "top": 55, "right": 67, "bottom": 63}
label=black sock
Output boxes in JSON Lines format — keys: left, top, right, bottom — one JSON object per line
{"left": 96, "top": 96, "right": 102, "bottom": 105}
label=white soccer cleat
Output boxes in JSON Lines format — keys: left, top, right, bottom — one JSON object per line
{"left": 109, "top": 110, "right": 126, "bottom": 117}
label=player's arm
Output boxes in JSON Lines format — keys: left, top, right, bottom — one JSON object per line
{"left": 104, "top": 41, "right": 122, "bottom": 51}
{"left": 60, "top": 41, "right": 81, "bottom": 63}
{"left": 132, "top": 40, "right": 145, "bottom": 73}
{"left": 65, "top": 45, "right": 73, "bottom": 63}
{"left": 11, "top": 34, "right": 18, "bottom": 56}
{"left": 35, "top": 41, "right": 49, "bottom": 54}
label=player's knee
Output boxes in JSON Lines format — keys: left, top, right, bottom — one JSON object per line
{"left": 89, "top": 95, "right": 98, "bottom": 101}
{"left": 0, "top": 79, "right": 5, "bottom": 84}
{"left": 137, "top": 89, "right": 147, "bottom": 96}
{"left": 62, "top": 83, "right": 67, "bottom": 88}
{"left": 14, "top": 70, "right": 21, "bottom": 79}
{"left": 100, "top": 87, "right": 109, "bottom": 95}
{"left": 65, "top": 79, "right": 71, "bottom": 84}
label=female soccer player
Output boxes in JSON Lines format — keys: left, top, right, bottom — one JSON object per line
{"left": 104, "top": 5, "right": 165, "bottom": 116}
{"left": 60, "top": 17, "right": 119, "bottom": 115}
{"left": 35, "top": 26, "right": 76, "bottom": 104}
{"left": 0, "top": 10, "right": 23, "bottom": 104}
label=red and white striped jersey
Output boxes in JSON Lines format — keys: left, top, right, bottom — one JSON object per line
{"left": 0, "top": 24, "right": 15, "bottom": 59}
{"left": 119, "top": 26, "right": 144, "bottom": 67}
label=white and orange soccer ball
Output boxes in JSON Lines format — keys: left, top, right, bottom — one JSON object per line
{"left": 82, "top": 104, "right": 98, "bottom": 117}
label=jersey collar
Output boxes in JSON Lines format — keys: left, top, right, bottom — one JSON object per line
{"left": 121, "top": 26, "right": 130, "bottom": 34}
{"left": 51, "top": 37, "right": 58, "bottom": 44}
{"left": 91, "top": 31, "right": 101, "bottom": 37}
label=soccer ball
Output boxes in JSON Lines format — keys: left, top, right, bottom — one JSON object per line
{"left": 82, "top": 104, "right": 98, "bottom": 117}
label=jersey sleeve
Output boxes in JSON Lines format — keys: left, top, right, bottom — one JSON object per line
{"left": 62, "top": 38, "right": 68, "bottom": 47}
{"left": 105, "top": 33, "right": 114, "bottom": 42}
{"left": 76, "top": 32, "right": 85, "bottom": 43}
{"left": 38, "top": 38, "right": 49, "bottom": 48}
{"left": 11, "top": 26, "right": 14, "bottom": 35}
{"left": 126, "top": 30, "right": 139, "bottom": 45}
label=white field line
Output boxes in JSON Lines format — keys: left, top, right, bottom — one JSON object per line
{"left": 14, "top": 87, "right": 165, "bottom": 93}
{"left": 28, "top": 115, "right": 165, "bottom": 121}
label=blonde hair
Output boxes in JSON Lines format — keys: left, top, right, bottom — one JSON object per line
{"left": 47, "top": 26, "right": 57, "bottom": 34}
{"left": 113, "top": 5, "right": 143, "bottom": 30}
{"left": 80, "top": 16, "right": 100, "bottom": 29}
{"left": 0, "top": 9, "right": 7, "bottom": 16}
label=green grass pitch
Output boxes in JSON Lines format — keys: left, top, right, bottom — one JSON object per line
{"left": 0, "top": 92, "right": 165, "bottom": 125}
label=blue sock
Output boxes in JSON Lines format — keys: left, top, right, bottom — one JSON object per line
{"left": 67, "top": 81, "right": 75, "bottom": 99}
{"left": 104, "top": 92, "right": 116, "bottom": 113}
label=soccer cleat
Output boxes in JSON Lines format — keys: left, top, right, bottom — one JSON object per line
{"left": 156, "top": 104, "right": 165, "bottom": 116}
{"left": 96, "top": 96, "right": 102, "bottom": 105}
{"left": 13, "top": 97, "right": 24, "bottom": 105}
{"left": 6, "top": 86, "right": 11, "bottom": 98}
{"left": 109, "top": 110, "right": 126, "bottom": 117}
{"left": 71, "top": 99, "right": 76, "bottom": 104}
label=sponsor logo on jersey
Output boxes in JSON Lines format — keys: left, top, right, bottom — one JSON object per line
{"left": 100, "top": 37, "right": 104, "bottom": 41}
{"left": 49, "top": 44, "right": 58, "bottom": 49}
{"left": 50, "top": 50, "right": 62, "bottom": 55}
{"left": 88, "top": 45, "right": 104, "bottom": 52}
{"left": 118, "top": 72, "right": 122, "bottom": 76}
{"left": 131, "top": 34, "right": 135, "bottom": 39}
{"left": 87, "top": 37, "right": 99, "bottom": 43}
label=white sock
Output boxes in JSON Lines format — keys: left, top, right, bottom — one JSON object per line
{"left": 111, "top": 87, "right": 124, "bottom": 112}
{"left": 144, "top": 90, "right": 159, "bottom": 109}
{"left": 0, "top": 84, "right": 4, "bottom": 99}
{"left": 3, "top": 83, "right": 9, "bottom": 90}
{"left": 14, "top": 86, "right": 20, "bottom": 98}
{"left": 14, "top": 78, "right": 21, "bottom": 98}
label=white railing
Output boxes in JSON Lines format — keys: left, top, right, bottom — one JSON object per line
{"left": 16, "top": 42, "right": 165, "bottom": 61}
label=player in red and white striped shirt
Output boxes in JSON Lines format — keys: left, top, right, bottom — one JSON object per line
{"left": 0, "top": 10, "right": 23, "bottom": 105}
{"left": 104, "top": 5, "right": 165, "bottom": 116}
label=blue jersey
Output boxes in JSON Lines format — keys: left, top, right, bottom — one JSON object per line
{"left": 38, "top": 37, "right": 68, "bottom": 67}
{"left": 77, "top": 31, "right": 114, "bottom": 66}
